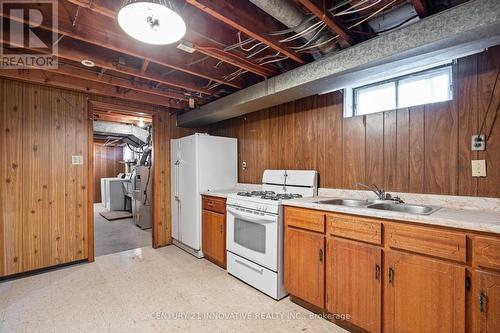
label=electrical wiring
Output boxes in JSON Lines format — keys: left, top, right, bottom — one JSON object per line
{"left": 237, "top": 32, "right": 263, "bottom": 52}
{"left": 297, "top": 35, "right": 339, "bottom": 52}
{"left": 259, "top": 57, "right": 289, "bottom": 65}
{"left": 348, "top": 0, "right": 398, "bottom": 29}
{"left": 246, "top": 45, "right": 270, "bottom": 58}
{"left": 279, "top": 20, "right": 325, "bottom": 43}
{"left": 334, "top": 0, "right": 383, "bottom": 16}
{"left": 223, "top": 37, "right": 255, "bottom": 52}
{"left": 329, "top": 0, "right": 352, "bottom": 12}
{"left": 256, "top": 51, "right": 281, "bottom": 62}
{"left": 376, "top": 14, "right": 419, "bottom": 33}
{"left": 268, "top": 15, "right": 316, "bottom": 36}
{"left": 290, "top": 24, "right": 327, "bottom": 50}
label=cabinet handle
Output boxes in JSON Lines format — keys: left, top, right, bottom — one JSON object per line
{"left": 219, "top": 224, "right": 223, "bottom": 233}
{"left": 479, "top": 292, "right": 487, "bottom": 313}
{"left": 207, "top": 202, "right": 214, "bottom": 207}
{"left": 388, "top": 267, "right": 395, "bottom": 284}
{"left": 319, "top": 249, "right": 324, "bottom": 262}
{"left": 375, "top": 264, "right": 381, "bottom": 281}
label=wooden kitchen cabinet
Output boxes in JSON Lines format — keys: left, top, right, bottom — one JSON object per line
{"left": 473, "top": 270, "right": 500, "bottom": 333}
{"left": 326, "top": 237, "right": 382, "bottom": 333}
{"left": 201, "top": 196, "right": 226, "bottom": 268}
{"left": 384, "top": 250, "right": 466, "bottom": 333}
{"left": 284, "top": 226, "right": 325, "bottom": 308}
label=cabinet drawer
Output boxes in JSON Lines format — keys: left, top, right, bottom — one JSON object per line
{"left": 202, "top": 196, "right": 226, "bottom": 214}
{"left": 326, "top": 214, "right": 382, "bottom": 245}
{"left": 386, "top": 224, "right": 466, "bottom": 263}
{"left": 474, "top": 236, "right": 500, "bottom": 270}
{"left": 285, "top": 207, "right": 325, "bottom": 233}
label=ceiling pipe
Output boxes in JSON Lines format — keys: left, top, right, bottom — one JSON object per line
{"left": 249, "top": 0, "right": 335, "bottom": 58}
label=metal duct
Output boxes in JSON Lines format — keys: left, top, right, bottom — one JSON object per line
{"left": 178, "top": 0, "right": 500, "bottom": 128}
{"left": 249, "top": 0, "right": 335, "bottom": 57}
{"left": 93, "top": 121, "right": 149, "bottom": 146}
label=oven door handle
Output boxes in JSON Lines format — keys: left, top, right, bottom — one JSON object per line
{"left": 227, "top": 207, "right": 276, "bottom": 224}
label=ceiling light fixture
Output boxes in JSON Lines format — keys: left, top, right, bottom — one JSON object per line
{"left": 118, "top": 0, "right": 186, "bottom": 45}
{"left": 81, "top": 59, "right": 95, "bottom": 67}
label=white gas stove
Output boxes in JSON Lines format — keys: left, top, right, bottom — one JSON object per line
{"left": 226, "top": 170, "right": 318, "bottom": 300}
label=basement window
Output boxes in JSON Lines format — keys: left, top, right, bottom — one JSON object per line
{"left": 345, "top": 65, "right": 453, "bottom": 117}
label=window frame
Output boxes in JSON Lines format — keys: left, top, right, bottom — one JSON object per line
{"left": 346, "top": 64, "right": 453, "bottom": 117}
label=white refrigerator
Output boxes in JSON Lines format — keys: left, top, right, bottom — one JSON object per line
{"left": 171, "top": 133, "right": 237, "bottom": 258}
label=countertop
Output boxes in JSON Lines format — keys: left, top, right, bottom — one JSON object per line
{"left": 200, "top": 189, "right": 239, "bottom": 199}
{"left": 200, "top": 184, "right": 261, "bottom": 199}
{"left": 283, "top": 196, "right": 500, "bottom": 234}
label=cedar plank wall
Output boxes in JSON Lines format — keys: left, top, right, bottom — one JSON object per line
{"left": 0, "top": 78, "right": 181, "bottom": 277}
{"left": 93, "top": 142, "right": 124, "bottom": 203}
{"left": 210, "top": 47, "right": 500, "bottom": 197}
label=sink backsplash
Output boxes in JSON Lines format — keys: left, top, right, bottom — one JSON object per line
{"left": 318, "top": 188, "right": 500, "bottom": 213}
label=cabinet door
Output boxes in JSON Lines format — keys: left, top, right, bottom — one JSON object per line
{"left": 384, "top": 251, "right": 465, "bottom": 333}
{"left": 326, "top": 237, "right": 382, "bottom": 333}
{"left": 202, "top": 210, "right": 226, "bottom": 268}
{"left": 284, "top": 227, "right": 325, "bottom": 308}
{"left": 473, "top": 270, "right": 500, "bottom": 333}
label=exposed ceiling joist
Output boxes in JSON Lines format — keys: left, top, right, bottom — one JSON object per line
{"left": 0, "top": 7, "right": 243, "bottom": 90}
{"left": 90, "top": 100, "right": 158, "bottom": 116}
{"left": 296, "top": 0, "right": 357, "bottom": 45}
{"left": 93, "top": 112, "right": 152, "bottom": 125}
{"left": 0, "top": 69, "right": 179, "bottom": 108}
{"left": 50, "top": 64, "right": 187, "bottom": 103}
{"left": 185, "top": 0, "right": 305, "bottom": 64}
{"left": 65, "top": 0, "right": 275, "bottom": 79}
{"left": 0, "top": 30, "right": 213, "bottom": 96}
{"left": 195, "top": 46, "right": 277, "bottom": 78}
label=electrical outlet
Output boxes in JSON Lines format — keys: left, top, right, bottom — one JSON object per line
{"left": 471, "top": 160, "right": 486, "bottom": 177}
{"left": 471, "top": 134, "right": 486, "bottom": 151}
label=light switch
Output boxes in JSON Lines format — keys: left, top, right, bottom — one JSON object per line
{"left": 72, "top": 155, "right": 83, "bottom": 165}
{"left": 471, "top": 160, "right": 486, "bottom": 177}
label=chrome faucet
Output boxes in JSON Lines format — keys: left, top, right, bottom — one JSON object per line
{"left": 354, "top": 183, "right": 404, "bottom": 203}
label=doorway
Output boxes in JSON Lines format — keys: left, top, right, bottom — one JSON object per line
{"left": 87, "top": 101, "right": 155, "bottom": 258}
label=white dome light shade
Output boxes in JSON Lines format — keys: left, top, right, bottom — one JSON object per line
{"left": 118, "top": 1, "right": 186, "bottom": 45}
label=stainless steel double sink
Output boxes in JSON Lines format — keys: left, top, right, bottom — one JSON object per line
{"left": 315, "top": 198, "right": 441, "bottom": 215}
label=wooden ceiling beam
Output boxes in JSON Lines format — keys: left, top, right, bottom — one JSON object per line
{"left": 297, "top": 0, "right": 357, "bottom": 45}
{"left": 90, "top": 100, "right": 157, "bottom": 116}
{"left": 0, "top": 30, "right": 213, "bottom": 96}
{"left": 0, "top": 68, "right": 180, "bottom": 108}
{"left": 185, "top": 0, "right": 305, "bottom": 64}
{"left": 0, "top": 4, "right": 244, "bottom": 89}
{"left": 50, "top": 64, "right": 188, "bottom": 104}
{"left": 65, "top": 0, "right": 274, "bottom": 79}
{"left": 93, "top": 112, "right": 152, "bottom": 125}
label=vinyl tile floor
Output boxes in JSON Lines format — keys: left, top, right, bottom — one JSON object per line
{"left": 0, "top": 246, "right": 349, "bottom": 333}
{"left": 94, "top": 203, "right": 152, "bottom": 257}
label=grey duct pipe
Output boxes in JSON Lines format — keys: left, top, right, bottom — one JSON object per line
{"left": 249, "top": 0, "right": 335, "bottom": 58}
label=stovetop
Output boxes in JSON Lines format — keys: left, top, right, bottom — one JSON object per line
{"left": 236, "top": 191, "right": 303, "bottom": 201}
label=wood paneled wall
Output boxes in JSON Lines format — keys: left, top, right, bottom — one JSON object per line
{"left": 0, "top": 77, "right": 180, "bottom": 277}
{"left": 0, "top": 80, "right": 89, "bottom": 276}
{"left": 93, "top": 142, "right": 124, "bottom": 203}
{"left": 210, "top": 46, "right": 500, "bottom": 198}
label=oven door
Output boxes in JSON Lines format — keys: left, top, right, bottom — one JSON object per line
{"left": 226, "top": 205, "right": 278, "bottom": 271}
